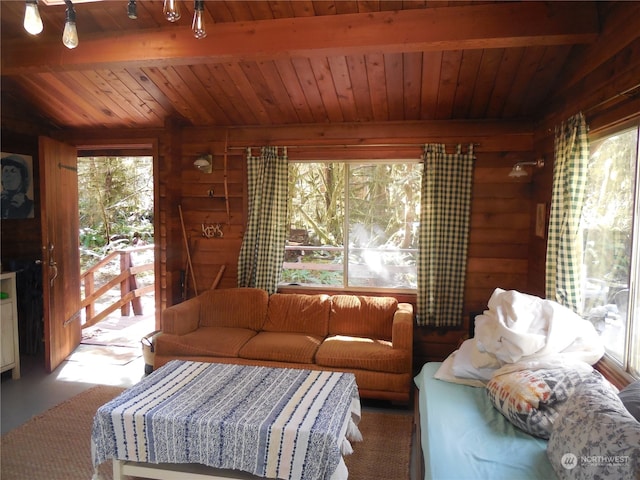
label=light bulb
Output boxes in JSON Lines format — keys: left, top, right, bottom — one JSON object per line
{"left": 163, "top": 0, "right": 181, "bottom": 22}
{"left": 62, "top": 21, "right": 78, "bottom": 49}
{"left": 24, "top": 0, "right": 44, "bottom": 35}
{"left": 192, "top": 1, "right": 206, "bottom": 39}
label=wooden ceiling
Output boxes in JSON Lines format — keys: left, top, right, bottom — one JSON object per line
{"left": 0, "top": 1, "right": 625, "bottom": 130}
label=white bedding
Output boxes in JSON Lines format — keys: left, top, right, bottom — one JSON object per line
{"left": 436, "top": 288, "right": 604, "bottom": 386}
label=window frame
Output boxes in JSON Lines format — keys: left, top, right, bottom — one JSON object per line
{"left": 584, "top": 119, "right": 640, "bottom": 380}
{"left": 280, "top": 158, "right": 422, "bottom": 295}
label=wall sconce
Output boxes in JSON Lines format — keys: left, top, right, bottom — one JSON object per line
{"left": 509, "top": 158, "right": 545, "bottom": 178}
{"left": 194, "top": 154, "right": 212, "bottom": 173}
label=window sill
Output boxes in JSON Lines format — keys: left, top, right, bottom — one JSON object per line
{"left": 594, "top": 354, "right": 637, "bottom": 390}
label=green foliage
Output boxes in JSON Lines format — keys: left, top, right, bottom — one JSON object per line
{"left": 78, "top": 156, "right": 154, "bottom": 270}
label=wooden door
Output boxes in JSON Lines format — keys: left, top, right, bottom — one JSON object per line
{"left": 39, "top": 137, "right": 81, "bottom": 372}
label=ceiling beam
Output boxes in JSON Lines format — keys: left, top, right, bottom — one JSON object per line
{"left": 1, "top": 2, "right": 598, "bottom": 75}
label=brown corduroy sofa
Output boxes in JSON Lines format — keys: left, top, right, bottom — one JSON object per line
{"left": 154, "top": 287, "right": 414, "bottom": 403}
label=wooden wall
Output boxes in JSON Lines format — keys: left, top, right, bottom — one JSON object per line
{"left": 174, "top": 120, "right": 536, "bottom": 367}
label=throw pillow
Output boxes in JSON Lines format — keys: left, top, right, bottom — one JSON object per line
{"left": 618, "top": 380, "right": 640, "bottom": 422}
{"left": 486, "top": 367, "right": 602, "bottom": 439}
{"left": 547, "top": 379, "right": 640, "bottom": 480}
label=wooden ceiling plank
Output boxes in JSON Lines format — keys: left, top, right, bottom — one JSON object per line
{"left": 309, "top": 57, "right": 345, "bottom": 123}
{"left": 1, "top": 2, "right": 599, "bottom": 74}
{"left": 314, "top": 1, "right": 341, "bottom": 15}
{"left": 403, "top": 52, "right": 423, "bottom": 121}
{"left": 384, "top": 53, "right": 405, "bottom": 121}
{"left": 346, "top": 54, "right": 375, "bottom": 122}
{"left": 255, "top": 60, "right": 302, "bottom": 123}
{"left": 273, "top": 59, "right": 316, "bottom": 124}
{"left": 87, "top": 69, "right": 155, "bottom": 123}
{"left": 18, "top": 75, "right": 94, "bottom": 127}
{"left": 56, "top": 70, "right": 131, "bottom": 125}
{"left": 520, "top": 45, "right": 572, "bottom": 117}
{"left": 451, "top": 49, "right": 483, "bottom": 119}
{"left": 139, "top": 66, "right": 202, "bottom": 125}
{"left": 420, "top": 51, "right": 442, "bottom": 120}
{"left": 290, "top": 57, "right": 331, "bottom": 123}
{"left": 267, "top": 1, "right": 297, "bottom": 19}
{"left": 288, "top": 1, "right": 317, "bottom": 17}
{"left": 467, "top": 49, "right": 504, "bottom": 119}
{"left": 365, "top": 53, "right": 389, "bottom": 122}
{"left": 209, "top": 1, "right": 236, "bottom": 23}
{"left": 238, "top": 61, "right": 286, "bottom": 124}
{"left": 501, "top": 46, "right": 547, "bottom": 118}
{"left": 38, "top": 72, "right": 114, "bottom": 127}
{"left": 434, "top": 49, "right": 462, "bottom": 120}
{"left": 110, "top": 68, "right": 170, "bottom": 124}
{"left": 327, "top": 56, "right": 359, "bottom": 122}
{"left": 485, "top": 47, "right": 525, "bottom": 119}
{"left": 222, "top": 62, "right": 273, "bottom": 125}
{"left": 190, "top": 64, "right": 248, "bottom": 126}
{"left": 205, "top": 64, "right": 261, "bottom": 126}
{"left": 173, "top": 65, "right": 229, "bottom": 125}
{"left": 123, "top": 66, "right": 180, "bottom": 118}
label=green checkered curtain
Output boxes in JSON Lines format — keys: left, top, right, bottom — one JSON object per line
{"left": 417, "top": 144, "right": 475, "bottom": 327}
{"left": 237, "top": 146, "right": 289, "bottom": 294}
{"left": 546, "top": 113, "right": 589, "bottom": 312}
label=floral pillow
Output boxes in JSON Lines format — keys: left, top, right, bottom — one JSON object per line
{"left": 547, "top": 379, "right": 640, "bottom": 479}
{"left": 486, "top": 367, "right": 603, "bottom": 438}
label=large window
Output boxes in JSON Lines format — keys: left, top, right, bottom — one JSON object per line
{"left": 281, "top": 161, "right": 422, "bottom": 291}
{"left": 581, "top": 124, "right": 639, "bottom": 377}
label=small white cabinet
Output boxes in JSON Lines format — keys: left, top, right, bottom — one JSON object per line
{"left": 1, "top": 272, "right": 20, "bottom": 379}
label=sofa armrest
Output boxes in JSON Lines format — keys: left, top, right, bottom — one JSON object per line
{"left": 392, "top": 303, "right": 414, "bottom": 353}
{"left": 161, "top": 297, "right": 201, "bottom": 335}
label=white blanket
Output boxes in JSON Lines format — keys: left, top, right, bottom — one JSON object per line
{"left": 435, "top": 288, "right": 604, "bottom": 386}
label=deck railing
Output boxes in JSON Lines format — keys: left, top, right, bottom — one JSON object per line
{"left": 80, "top": 245, "right": 154, "bottom": 329}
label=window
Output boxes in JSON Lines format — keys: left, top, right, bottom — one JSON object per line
{"left": 581, "top": 124, "right": 639, "bottom": 378}
{"left": 281, "top": 161, "right": 422, "bottom": 292}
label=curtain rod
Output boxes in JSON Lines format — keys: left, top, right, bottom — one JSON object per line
{"left": 228, "top": 142, "right": 480, "bottom": 150}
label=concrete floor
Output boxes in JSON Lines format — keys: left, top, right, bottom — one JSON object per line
{"left": 1, "top": 309, "right": 155, "bottom": 435}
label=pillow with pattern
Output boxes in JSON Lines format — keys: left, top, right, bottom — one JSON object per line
{"left": 486, "top": 367, "right": 603, "bottom": 438}
{"left": 547, "top": 379, "right": 640, "bottom": 480}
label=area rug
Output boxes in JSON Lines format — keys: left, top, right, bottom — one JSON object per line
{"left": 1, "top": 385, "right": 412, "bottom": 480}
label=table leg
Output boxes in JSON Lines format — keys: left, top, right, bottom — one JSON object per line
{"left": 113, "top": 459, "right": 125, "bottom": 480}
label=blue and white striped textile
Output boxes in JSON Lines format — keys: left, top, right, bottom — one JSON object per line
{"left": 91, "top": 361, "right": 361, "bottom": 480}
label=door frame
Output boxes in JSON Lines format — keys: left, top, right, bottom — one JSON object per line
{"left": 41, "top": 137, "right": 160, "bottom": 372}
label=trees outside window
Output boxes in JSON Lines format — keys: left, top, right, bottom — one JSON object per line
{"left": 581, "top": 125, "right": 639, "bottom": 377}
{"left": 282, "top": 161, "right": 422, "bottom": 292}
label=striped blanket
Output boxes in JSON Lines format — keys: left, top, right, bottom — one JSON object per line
{"left": 91, "top": 361, "right": 361, "bottom": 480}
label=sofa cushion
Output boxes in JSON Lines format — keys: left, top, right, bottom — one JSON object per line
{"left": 329, "top": 295, "right": 397, "bottom": 340}
{"left": 199, "top": 288, "right": 268, "bottom": 331}
{"left": 155, "top": 326, "right": 256, "bottom": 357}
{"left": 239, "top": 332, "right": 323, "bottom": 364}
{"left": 263, "top": 293, "right": 330, "bottom": 337}
{"left": 315, "top": 335, "right": 409, "bottom": 374}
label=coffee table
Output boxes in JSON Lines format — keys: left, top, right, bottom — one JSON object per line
{"left": 92, "top": 360, "right": 361, "bottom": 480}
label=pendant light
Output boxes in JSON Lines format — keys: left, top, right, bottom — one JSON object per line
{"left": 192, "top": 0, "right": 206, "bottom": 39}
{"left": 163, "top": 0, "right": 181, "bottom": 22}
{"left": 23, "top": 0, "right": 43, "bottom": 35}
{"left": 62, "top": 0, "right": 78, "bottom": 49}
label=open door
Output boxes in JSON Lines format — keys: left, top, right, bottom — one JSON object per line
{"left": 39, "top": 137, "right": 81, "bottom": 372}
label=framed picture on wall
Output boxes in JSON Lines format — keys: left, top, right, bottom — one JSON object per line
{"left": 536, "top": 203, "right": 546, "bottom": 238}
{"left": 1, "top": 152, "right": 35, "bottom": 219}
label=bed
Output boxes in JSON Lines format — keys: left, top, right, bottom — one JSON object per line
{"left": 413, "top": 362, "right": 557, "bottom": 480}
